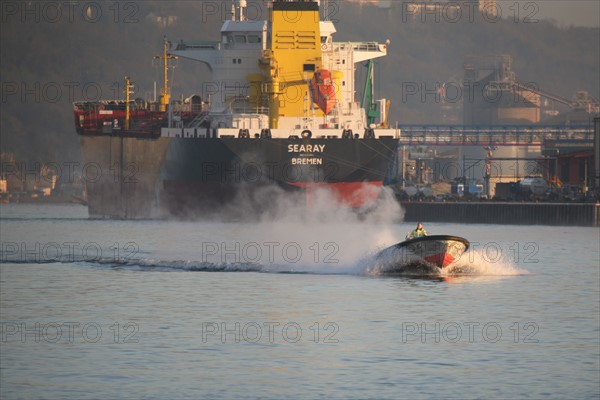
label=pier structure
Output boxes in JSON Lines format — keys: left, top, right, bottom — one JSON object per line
{"left": 386, "top": 122, "right": 597, "bottom": 197}
{"left": 394, "top": 124, "right": 594, "bottom": 146}
{"left": 400, "top": 201, "right": 600, "bottom": 227}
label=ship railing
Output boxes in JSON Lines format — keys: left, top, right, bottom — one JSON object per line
{"left": 174, "top": 41, "right": 220, "bottom": 51}
{"left": 73, "top": 100, "right": 149, "bottom": 112}
{"left": 169, "top": 102, "right": 209, "bottom": 113}
{"left": 229, "top": 106, "right": 270, "bottom": 115}
{"left": 334, "top": 42, "right": 383, "bottom": 53}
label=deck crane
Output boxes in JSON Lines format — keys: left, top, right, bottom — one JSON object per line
{"left": 361, "top": 60, "right": 381, "bottom": 127}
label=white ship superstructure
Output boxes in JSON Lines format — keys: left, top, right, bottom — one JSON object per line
{"left": 167, "top": 0, "right": 392, "bottom": 138}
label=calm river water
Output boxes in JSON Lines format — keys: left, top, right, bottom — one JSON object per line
{"left": 1, "top": 203, "right": 598, "bottom": 399}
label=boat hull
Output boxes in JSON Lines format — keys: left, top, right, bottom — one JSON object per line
{"left": 79, "top": 135, "right": 397, "bottom": 218}
{"left": 376, "top": 235, "right": 470, "bottom": 270}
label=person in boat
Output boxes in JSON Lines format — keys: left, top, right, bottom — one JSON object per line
{"left": 406, "top": 223, "right": 428, "bottom": 240}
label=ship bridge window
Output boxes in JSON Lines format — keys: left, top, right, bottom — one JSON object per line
{"left": 234, "top": 35, "right": 247, "bottom": 43}
{"left": 303, "top": 64, "right": 316, "bottom": 72}
{"left": 248, "top": 35, "right": 261, "bottom": 43}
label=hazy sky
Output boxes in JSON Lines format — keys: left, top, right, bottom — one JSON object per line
{"left": 497, "top": 0, "right": 600, "bottom": 27}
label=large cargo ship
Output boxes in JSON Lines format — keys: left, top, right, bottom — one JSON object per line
{"left": 73, "top": 0, "right": 398, "bottom": 218}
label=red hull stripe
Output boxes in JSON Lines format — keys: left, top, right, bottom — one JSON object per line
{"left": 289, "top": 181, "right": 383, "bottom": 208}
{"left": 424, "top": 253, "right": 456, "bottom": 268}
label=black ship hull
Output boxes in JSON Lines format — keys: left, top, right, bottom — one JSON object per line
{"left": 80, "top": 135, "right": 397, "bottom": 219}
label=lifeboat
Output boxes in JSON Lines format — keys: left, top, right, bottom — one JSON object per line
{"left": 310, "top": 69, "right": 337, "bottom": 115}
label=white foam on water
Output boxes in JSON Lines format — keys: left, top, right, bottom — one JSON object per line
{"left": 234, "top": 186, "right": 404, "bottom": 274}
{"left": 19, "top": 187, "right": 528, "bottom": 280}
{"left": 115, "top": 185, "right": 403, "bottom": 274}
{"left": 443, "top": 247, "right": 529, "bottom": 277}
{"left": 356, "top": 238, "right": 530, "bottom": 279}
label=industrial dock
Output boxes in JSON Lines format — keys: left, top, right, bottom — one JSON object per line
{"left": 400, "top": 201, "right": 600, "bottom": 227}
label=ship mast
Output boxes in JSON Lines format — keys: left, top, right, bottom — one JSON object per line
{"left": 155, "top": 36, "right": 177, "bottom": 112}
{"left": 124, "top": 76, "right": 133, "bottom": 130}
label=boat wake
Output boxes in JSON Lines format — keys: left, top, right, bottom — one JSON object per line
{"left": 3, "top": 246, "right": 528, "bottom": 281}
{"left": 2, "top": 195, "right": 526, "bottom": 279}
{"left": 442, "top": 249, "right": 528, "bottom": 277}
{"left": 362, "top": 245, "right": 528, "bottom": 279}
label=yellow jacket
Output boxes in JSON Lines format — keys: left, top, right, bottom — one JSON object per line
{"left": 406, "top": 228, "right": 427, "bottom": 240}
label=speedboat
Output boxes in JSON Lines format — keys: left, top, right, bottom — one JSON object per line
{"left": 376, "top": 235, "right": 470, "bottom": 270}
